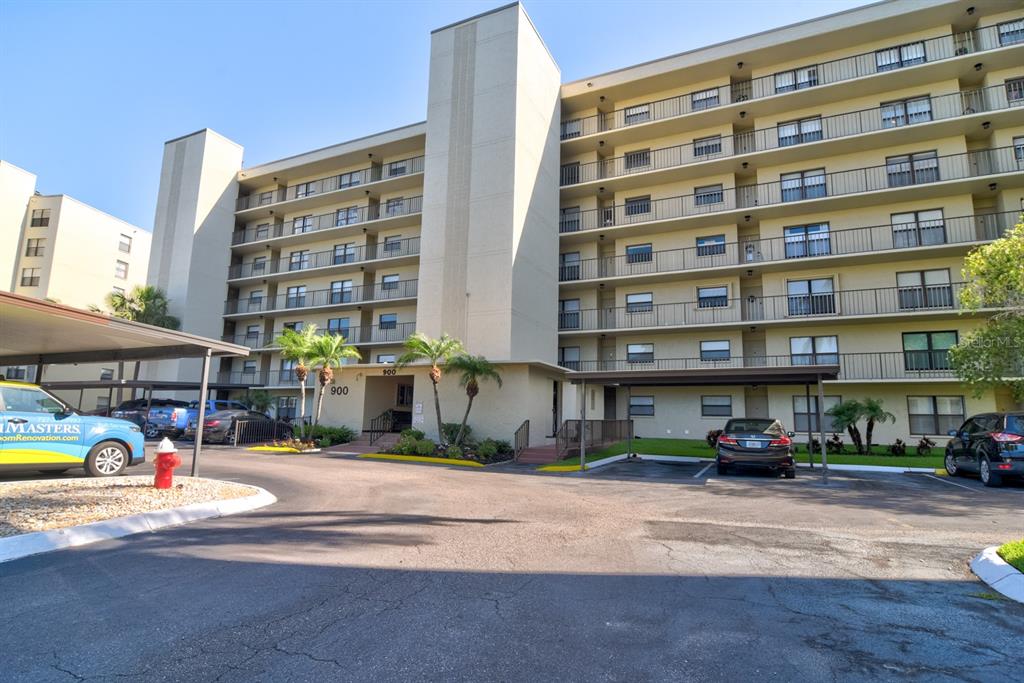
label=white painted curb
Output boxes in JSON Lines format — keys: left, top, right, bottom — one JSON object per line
{"left": 629, "top": 455, "right": 934, "bottom": 473}
{"left": 971, "top": 546, "right": 1024, "bottom": 603}
{"left": 0, "top": 484, "right": 276, "bottom": 564}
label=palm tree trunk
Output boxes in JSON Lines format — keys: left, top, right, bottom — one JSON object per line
{"left": 456, "top": 394, "right": 475, "bottom": 446}
{"left": 866, "top": 419, "right": 875, "bottom": 451}
{"left": 298, "top": 381, "right": 307, "bottom": 439}
{"left": 431, "top": 379, "right": 445, "bottom": 445}
{"left": 314, "top": 379, "right": 327, "bottom": 429}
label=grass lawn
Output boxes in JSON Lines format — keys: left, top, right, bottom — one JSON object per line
{"left": 997, "top": 539, "right": 1024, "bottom": 573}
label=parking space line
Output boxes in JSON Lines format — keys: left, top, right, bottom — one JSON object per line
{"left": 922, "top": 473, "right": 976, "bottom": 491}
{"left": 693, "top": 463, "right": 714, "bottom": 478}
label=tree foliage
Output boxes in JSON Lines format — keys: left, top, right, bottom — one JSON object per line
{"left": 308, "top": 333, "right": 361, "bottom": 427}
{"left": 274, "top": 324, "right": 321, "bottom": 437}
{"left": 446, "top": 354, "right": 503, "bottom": 447}
{"left": 93, "top": 285, "right": 181, "bottom": 329}
{"left": 396, "top": 332, "right": 464, "bottom": 443}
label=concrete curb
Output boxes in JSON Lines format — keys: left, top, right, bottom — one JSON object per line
{"left": 0, "top": 484, "right": 276, "bottom": 564}
{"left": 971, "top": 546, "right": 1024, "bottom": 603}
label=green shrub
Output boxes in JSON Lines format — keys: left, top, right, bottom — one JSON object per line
{"left": 445, "top": 444, "right": 464, "bottom": 459}
{"left": 400, "top": 428, "right": 425, "bottom": 440}
{"left": 391, "top": 436, "right": 418, "bottom": 455}
{"left": 491, "top": 439, "right": 513, "bottom": 455}
{"left": 414, "top": 439, "right": 437, "bottom": 456}
{"left": 476, "top": 440, "right": 497, "bottom": 459}
{"left": 441, "top": 423, "right": 466, "bottom": 445}
{"left": 308, "top": 425, "right": 356, "bottom": 446}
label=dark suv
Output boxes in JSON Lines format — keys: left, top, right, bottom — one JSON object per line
{"left": 944, "top": 412, "right": 1024, "bottom": 487}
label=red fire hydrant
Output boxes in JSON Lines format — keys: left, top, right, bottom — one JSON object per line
{"left": 153, "top": 437, "right": 181, "bottom": 489}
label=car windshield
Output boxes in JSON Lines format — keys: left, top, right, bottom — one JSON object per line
{"left": 724, "top": 419, "right": 781, "bottom": 434}
{"left": 1005, "top": 415, "right": 1023, "bottom": 435}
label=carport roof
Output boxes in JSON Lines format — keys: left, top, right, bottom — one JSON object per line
{"left": 0, "top": 291, "right": 249, "bottom": 365}
{"left": 568, "top": 363, "right": 840, "bottom": 386}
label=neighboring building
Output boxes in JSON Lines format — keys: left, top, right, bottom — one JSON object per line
{"left": 0, "top": 160, "right": 152, "bottom": 410}
{"left": 148, "top": 0, "right": 1024, "bottom": 446}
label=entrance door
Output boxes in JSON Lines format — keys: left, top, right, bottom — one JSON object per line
{"left": 551, "top": 381, "right": 560, "bottom": 435}
{"left": 744, "top": 386, "right": 769, "bottom": 418}
{"left": 603, "top": 386, "right": 617, "bottom": 420}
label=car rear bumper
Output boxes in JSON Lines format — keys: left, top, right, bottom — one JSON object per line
{"left": 717, "top": 448, "right": 794, "bottom": 470}
{"left": 992, "top": 457, "right": 1024, "bottom": 476}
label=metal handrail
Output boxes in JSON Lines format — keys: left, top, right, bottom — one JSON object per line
{"left": 222, "top": 321, "right": 416, "bottom": 349}
{"left": 366, "top": 409, "right": 395, "bottom": 446}
{"left": 513, "top": 419, "right": 530, "bottom": 462}
{"left": 232, "top": 196, "right": 423, "bottom": 246}
{"left": 229, "top": 236, "right": 420, "bottom": 280}
{"left": 559, "top": 146, "right": 1023, "bottom": 234}
{"left": 561, "top": 83, "right": 1021, "bottom": 185}
{"left": 559, "top": 211, "right": 1018, "bottom": 282}
{"left": 224, "top": 279, "right": 418, "bottom": 315}
{"left": 236, "top": 156, "right": 425, "bottom": 211}
{"left": 560, "top": 21, "right": 1022, "bottom": 139}
{"left": 556, "top": 419, "right": 632, "bottom": 460}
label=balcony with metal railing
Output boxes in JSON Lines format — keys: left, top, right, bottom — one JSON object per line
{"left": 224, "top": 279, "right": 418, "bottom": 316}
{"left": 221, "top": 321, "right": 417, "bottom": 350}
{"left": 558, "top": 146, "right": 1024, "bottom": 235}
{"left": 235, "top": 156, "right": 425, "bottom": 212}
{"left": 560, "top": 20, "right": 1023, "bottom": 140}
{"left": 560, "top": 83, "right": 1022, "bottom": 188}
{"left": 232, "top": 195, "right": 423, "bottom": 247}
{"left": 559, "top": 282, "right": 978, "bottom": 333}
{"left": 559, "top": 210, "right": 1017, "bottom": 284}
{"left": 228, "top": 236, "right": 420, "bottom": 281}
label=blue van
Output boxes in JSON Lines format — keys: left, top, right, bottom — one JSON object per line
{"left": 0, "top": 380, "right": 146, "bottom": 477}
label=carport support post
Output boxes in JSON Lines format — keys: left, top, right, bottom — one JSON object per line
{"left": 805, "top": 383, "right": 813, "bottom": 468}
{"left": 579, "top": 378, "right": 587, "bottom": 471}
{"left": 627, "top": 385, "right": 633, "bottom": 457}
{"left": 190, "top": 349, "right": 213, "bottom": 477}
{"left": 817, "top": 374, "right": 829, "bottom": 485}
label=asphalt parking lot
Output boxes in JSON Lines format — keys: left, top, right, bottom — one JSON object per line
{"left": 1, "top": 448, "right": 1021, "bottom": 681}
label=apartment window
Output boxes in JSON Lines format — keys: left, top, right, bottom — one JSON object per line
{"left": 379, "top": 313, "right": 398, "bottom": 330}
{"left": 691, "top": 88, "right": 719, "bottom": 111}
{"left": 774, "top": 66, "right": 818, "bottom": 93}
{"left": 386, "top": 159, "right": 408, "bottom": 177}
{"left": 21, "top": 267, "right": 42, "bottom": 286}
{"left": 112, "top": 286, "right": 125, "bottom": 296}
{"left": 891, "top": 209, "right": 945, "bottom": 248}
{"left": 4, "top": 366, "right": 28, "bottom": 380}
{"left": 282, "top": 321, "right": 304, "bottom": 332}
{"left": 560, "top": 206, "right": 581, "bottom": 232}
{"left": 700, "top": 340, "right": 731, "bottom": 361}
{"left": 897, "top": 269, "right": 952, "bottom": 310}
{"left": 292, "top": 215, "right": 314, "bottom": 234}
{"left": 624, "top": 196, "right": 651, "bottom": 216}
{"left": 626, "top": 292, "right": 653, "bottom": 313}
{"left": 119, "top": 233, "right": 132, "bottom": 253}
{"left": 793, "top": 395, "right": 841, "bottom": 433}
{"left": 280, "top": 358, "right": 297, "bottom": 374}
{"left": 886, "top": 151, "right": 939, "bottom": 187}
{"left": 385, "top": 197, "right": 405, "bottom": 216}
{"left": 559, "top": 299, "right": 580, "bottom": 329}
{"left": 903, "top": 331, "right": 957, "bottom": 371}
{"left": 251, "top": 256, "right": 267, "bottom": 274}
{"left": 285, "top": 285, "right": 307, "bottom": 308}
{"left": 115, "top": 260, "right": 129, "bottom": 280}
{"left": 623, "top": 104, "right": 650, "bottom": 125}
{"left": 562, "top": 119, "right": 582, "bottom": 139}
{"left": 396, "top": 384, "right": 414, "bottom": 407}
{"left": 242, "top": 360, "right": 258, "bottom": 375}
{"left": 245, "top": 324, "right": 261, "bottom": 342}
{"left": 294, "top": 181, "right": 317, "bottom": 199}
{"left": 383, "top": 235, "right": 402, "bottom": 254}
{"left": 330, "top": 280, "right": 353, "bottom": 304}
{"left": 784, "top": 223, "right": 831, "bottom": 258}
{"left": 881, "top": 96, "right": 932, "bottom": 128}
{"left": 255, "top": 223, "right": 270, "bottom": 240}
{"left": 328, "top": 317, "right": 351, "bottom": 338}
{"left": 629, "top": 395, "right": 655, "bottom": 417}
{"left": 277, "top": 397, "right": 297, "bottom": 420}
{"left": 696, "top": 234, "right": 726, "bottom": 256}
{"left": 30, "top": 208, "right": 50, "bottom": 227}
{"left": 559, "top": 252, "right": 581, "bottom": 280}
{"left": 24, "top": 238, "right": 44, "bottom": 257}
{"left": 1014, "top": 136, "right": 1024, "bottom": 164}
{"left": 377, "top": 354, "right": 396, "bottom": 364}
{"left": 1007, "top": 78, "right": 1024, "bottom": 106}
{"left": 248, "top": 290, "right": 264, "bottom": 308}
{"left": 626, "top": 343, "right": 654, "bottom": 364}
{"left": 781, "top": 168, "right": 826, "bottom": 202}
{"left": 335, "top": 207, "right": 359, "bottom": 227}
{"left": 333, "top": 243, "right": 356, "bottom": 264}
{"left": 338, "top": 170, "right": 362, "bottom": 189}
{"left": 258, "top": 191, "right": 274, "bottom": 206}
{"left": 701, "top": 395, "right": 732, "bottom": 417}
{"left": 908, "top": 396, "right": 964, "bottom": 435}
{"left": 288, "top": 250, "right": 310, "bottom": 271}
{"left": 624, "top": 149, "right": 650, "bottom": 170}
{"left": 558, "top": 347, "right": 581, "bottom": 370}
{"left": 997, "top": 18, "right": 1024, "bottom": 46}
{"left": 625, "top": 243, "right": 652, "bottom": 264}
{"left": 697, "top": 286, "right": 728, "bottom": 309}
{"left": 790, "top": 336, "right": 838, "bottom": 365}
{"left": 95, "top": 396, "right": 110, "bottom": 413}
{"left": 875, "top": 41, "right": 925, "bottom": 72}
{"left": 381, "top": 274, "right": 400, "bottom": 292}
{"left": 787, "top": 278, "right": 835, "bottom": 316}
{"left": 560, "top": 162, "right": 580, "bottom": 185}
{"left": 777, "top": 116, "right": 823, "bottom": 147}
{"left": 693, "top": 135, "right": 722, "bottom": 157}
{"left": 99, "top": 368, "right": 114, "bottom": 380}
{"left": 694, "top": 184, "right": 723, "bottom": 206}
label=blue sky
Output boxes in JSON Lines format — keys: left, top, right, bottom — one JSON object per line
{"left": 0, "top": 0, "right": 872, "bottom": 229}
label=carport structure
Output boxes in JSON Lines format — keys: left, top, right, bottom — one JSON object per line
{"left": 568, "top": 357, "right": 840, "bottom": 482}
{"left": 0, "top": 291, "right": 249, "bottom": 475}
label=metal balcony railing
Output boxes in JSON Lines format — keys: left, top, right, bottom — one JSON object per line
{"left": 221, "top": 322, "right": 416, "bottom": 349}
{"left": 559, "top": 210, "right": 1018, "bottom": 282}
{"left": 560, "top": 20, "right": 1023, "bottom": 139}
{"left": 224, "top": 279, "right": 418, "bottom": 315}
{"left": 235, "top": 156, "right": 425, "bottom": 211}
{"left": 228, "top": 236, "right": 420, "bottom": 280}
{"left": 561, "top": 83, "right": 1022, "bottom": 186}
{"left": 559, "top": 282, "right": 971, "bottom": 331}
{"left": 232, "top": 195, "right": 423, "bottom": 246}
{"left": 559, "top": 146, "right": 1023, "bottom": 234}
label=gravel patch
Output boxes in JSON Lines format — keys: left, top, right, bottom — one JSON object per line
{"left": 0, "top": 476, "right": 258, "bottom": 537}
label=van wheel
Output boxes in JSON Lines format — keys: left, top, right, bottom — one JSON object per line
{"left": 784, "top": 468, "right": 796, "bottom": 479}
{"left": 86, "top": 441, "right": 128, "bottom": 477}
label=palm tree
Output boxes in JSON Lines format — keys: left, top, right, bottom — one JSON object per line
{"left": 274, "top": 324, "right": 320, "bottom": 438}
{"left": 861, "top": 397, "right": 895, "bottom": 452}
{"left": 446, "top": 354, "right": 502, "bottom": 447}
{"left": 396, "top": 332, "right": 464, "bottom": 443}
{"left": 309, "top": 333, "right": 361, "bottom": 428}
{"left": 826, "top": 399, "right": 865, "bottom": 454}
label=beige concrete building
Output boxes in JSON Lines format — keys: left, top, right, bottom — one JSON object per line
{"left": 148, "top": 1, "right": 1024, "bottom": 448}
{"left": 0, "top": 160, "right": 152, "bottom": 410}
